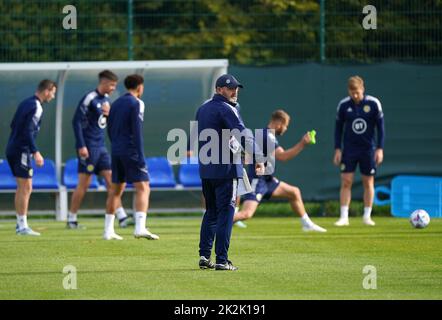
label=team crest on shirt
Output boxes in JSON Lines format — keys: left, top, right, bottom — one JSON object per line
{"left": 363, "top": 105, "right": 371, "bottom": 113}
{"left": 87, "top": 164, "right": 94, "bottom": 173}
{"left": 256, "top": 193, "right": 263, "bottom": 202}
{"left": 340, "top": 164, "right": 346, "bottom": 171}
{"left": 28, "top": 168, "right": 33, "bottom": 177}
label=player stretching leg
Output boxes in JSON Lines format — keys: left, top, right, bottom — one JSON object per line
{"left": 69, "top": 70, "right": 129, "bottom": 229}
{"left": 104, "top": 74, "right": 159, "bottom": 240}
{"left": 234, "top": 110, "right": 327, "bottom": 233}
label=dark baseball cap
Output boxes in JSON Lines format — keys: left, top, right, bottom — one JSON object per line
{"left": 215, "top": 74, "right": 243, "bottom": 89}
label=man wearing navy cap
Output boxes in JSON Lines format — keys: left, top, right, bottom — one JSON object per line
{"left": 196, "top": 74, "right": 265, "bottom": 271}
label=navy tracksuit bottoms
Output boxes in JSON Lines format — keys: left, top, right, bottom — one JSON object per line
{"left": 199, "top": 178, "right": 237, "bottom": 264}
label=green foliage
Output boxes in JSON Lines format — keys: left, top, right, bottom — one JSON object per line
{"left": 0, "top": 0, "right": 441, "bottom": 64}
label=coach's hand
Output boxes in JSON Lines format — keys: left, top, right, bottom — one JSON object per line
{"left": 34, "top": 151, "right": 44, "bottom": 167}
{"left": 255, "top": 163, "right": 265, "bottom": 176}
{"left": 333, "top": 149, "right": 342, "bottom": 166}
{"left": 78, "top": 147, "right": 89, "bottom": 160}
{"left": 375, "top": 148, "right": 384, "bottom": 166}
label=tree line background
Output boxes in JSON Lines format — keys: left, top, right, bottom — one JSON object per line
{"left": 0, "top": 0, "right": 441, "bottom": 65}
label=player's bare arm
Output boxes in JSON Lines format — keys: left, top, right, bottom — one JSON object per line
{"left": 275, "top": 132, "right": 311, "bottom": 162}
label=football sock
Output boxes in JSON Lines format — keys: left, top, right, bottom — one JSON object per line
{"left": 104, "top": 214, "right": 115, "bottom": 233}
{"left": 135, "top": 211, "right": 147, "bottom": 234}
{"left": 340, "top": 206, "right": 349, "bottom": 220}
{"left": 300, "top": 213, "right": 313, "bottom": 227}
{"left": 363, "top": 207, "right": 372, "bottom": 219}
{"left": 115, "top": 207, "right": 128, "bottom": 221}
{"left": 68, "top": 211, "right": 78, "bottom": 223}
{"left": 16, "top": 214, "right": 28, "bottom": 229}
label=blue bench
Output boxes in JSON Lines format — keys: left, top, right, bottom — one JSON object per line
{"left": 0, "top": 156, "right": 202, "bottom": 220}
{"left": 62, "top": 156, "right": 181, "bottom": 190}
{"left": 31, "top": 159, "right": 59, "bottom": 189}
{"left": 0, "top": 158, "right": 67, "bottom": 220}
{"left": 0, "top": 159, "right": 17, "bottom": 189}
{"left": 146, "top": 157, "right": 177, "bottom": 188}
{"left": 0, "top": 158, "right": 59, "bottom": 190}
{"left": 63, "top": 158, "right": 100, "bottom": 189}
{"left": 178, "top": 157, "right": 201, "bottom": 187}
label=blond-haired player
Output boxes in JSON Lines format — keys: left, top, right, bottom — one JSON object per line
{"left": 333, "top": 76, "right": 385, "bottom": 226}
{"left": 234, "top": 110, "right": 327, "bottom": 232}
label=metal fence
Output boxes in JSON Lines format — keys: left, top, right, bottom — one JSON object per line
{"left": 0, "top": 0, "right": 441, "bottom": 65}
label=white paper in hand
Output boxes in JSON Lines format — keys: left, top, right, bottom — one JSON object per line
{"left": 238, "top": 168, "right": 253, "bottom": 196}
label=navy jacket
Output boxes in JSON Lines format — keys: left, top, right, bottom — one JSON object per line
{"left": 196, "top": 94, "right": 263, "bottom": 179}
{"left": 107, "top": 93, "right": 146, "bottom": 167}
{"left": 72, "top": 89, "right": 110, "bottom": 149}
{"left": 6, "top": 95, "right": 43, "bottom": 155}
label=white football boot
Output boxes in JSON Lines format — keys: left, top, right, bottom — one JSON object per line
{"left": 302, "top": 223, "right": 327, "bottom": 233}
{"left": 16, "top": 227, "right": 41, "bottom": 236}
{"left": 103, "top": 232, "right": 123, "bottom": 240}
{"left": 334, "top": 218, "right": 350, "bottom": 226}
{"left": 234, "top": 221, "right": 247, "bottom": 228}
{"left": 363, "top": 217, "right": 376, "bottom": 226}
{"left": 134, "top": 229, "right": 159, "bottom": 240}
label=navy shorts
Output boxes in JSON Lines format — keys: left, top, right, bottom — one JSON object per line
{"left": 78, "top": 147, "right": 111, "bottom": 175}
{"left": 111, "top": 154, "right": 149, "bottom": 184}
{"left": 341, "top": 150, "right": 376, "bottom": 176}
{"left": 242, "top": 176, "right": 280, "bottom": 203}
{"left": 6, "top": 151, "right": 33, "bottom": 178}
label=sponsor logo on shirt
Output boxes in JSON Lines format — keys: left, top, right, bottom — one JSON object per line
{"left": 98, "top": 114, "right": 107, "bottom": 129}
{"left": 352, "top": 118, "right": 367, "bottom": 134}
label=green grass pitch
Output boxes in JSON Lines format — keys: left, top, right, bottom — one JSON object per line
{"left": 0, "top": 217, "right": 441, "bottom": 299}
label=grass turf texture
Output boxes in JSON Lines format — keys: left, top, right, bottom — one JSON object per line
{"left": 0, "top": 217, "right": 441, "bottom": 299}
